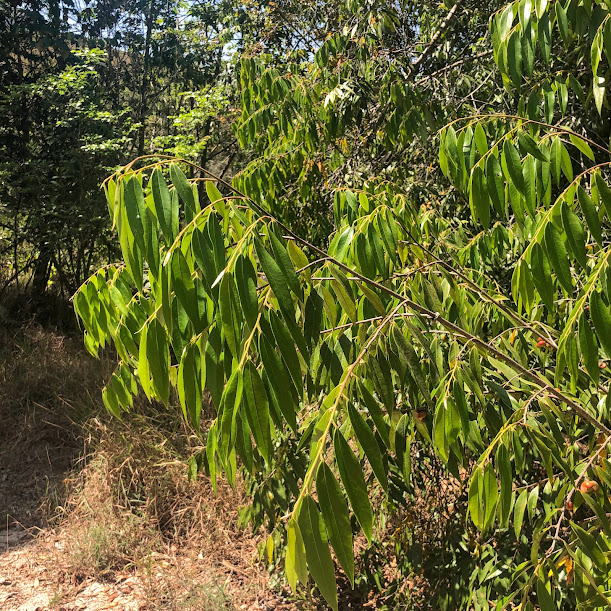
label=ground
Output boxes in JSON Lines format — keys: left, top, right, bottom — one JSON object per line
{"left": 0, "top": 324, "right": 297, "bottom": 611}
{"left": 0, "top": 524, "right": 285, "bottom": 610}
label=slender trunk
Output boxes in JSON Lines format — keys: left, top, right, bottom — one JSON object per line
{"left": 32, "top": 247, "right": 52, "bottom": 296}
{"left": 198, "top": 48, "right": 224, "bottom": 198}
{"left": 137, "top": 1, "right": 154, "bottom": 156}
{"left": 13, "top": 211, "right": 19, "bottom": 290}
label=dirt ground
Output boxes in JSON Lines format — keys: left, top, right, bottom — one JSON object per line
{"left": 0, "top": 325, "right": 297, "bottom": 611}
{"left": 0, "top": 523, "right": 291, "bottom": 611}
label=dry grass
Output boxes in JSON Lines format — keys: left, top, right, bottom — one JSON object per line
{"left": 0, "top": 321, "right": 112, "bottom": 527}
{"left": 0, "top": 321, "right": 290, "bottom": 610}
{"left": 1, "top": 318, "right": 466, "bottom": 610}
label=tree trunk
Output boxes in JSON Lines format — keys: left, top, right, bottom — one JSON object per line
{"left": 137, "top": 1, "right": 154, "bottom": 157}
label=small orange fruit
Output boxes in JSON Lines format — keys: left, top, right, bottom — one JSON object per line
{"left": 580, "top": 480, "right": 599, "bottom": 494}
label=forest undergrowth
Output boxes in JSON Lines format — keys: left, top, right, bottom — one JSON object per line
{"left": 0, "top": 305, "right": 285, "bottom": 610}
{"left": 0, "top": 298, "right": 464, "bottom": 610}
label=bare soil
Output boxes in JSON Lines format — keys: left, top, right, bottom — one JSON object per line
{"left": 0, "top": 324, "right": 297, "bottom": 611}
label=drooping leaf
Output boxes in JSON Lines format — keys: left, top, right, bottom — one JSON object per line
{"left": 590, "top": 292, "right": 611, "bottom": 357}
{"left": 316, "top": 462, "right": 354, "bottom": 586}
{"left": 543, "top": 223, "right": 573, "bottom": 293}
{"left": 334, "top": 428, "right": 373, "bottom": 543}
{"left": 242, "top": 361, "right": 272, "bottom": 463}
{"left": 286, "top": 519, "right": 308, "bottom": 594}
{"left": 347, "top": 403, "right": 388, "bottom": 491}
{"left": 255, "top": 238, "right": 295, "bottom": 315}
{"left": 151, "top": 168, "right": 175, "bottom": 245}
{"left": 147, "top": 318, "right": 170, "bottom": 405}
{"left": 178, "top": 341, "right": 202, "bottom": 428}
{"left": 297, "top": 496, "right": 338, "bottom": 611}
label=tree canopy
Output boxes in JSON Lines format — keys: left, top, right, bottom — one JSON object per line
{"left": 10, "top": 0, "right": 611, "bottom": 608}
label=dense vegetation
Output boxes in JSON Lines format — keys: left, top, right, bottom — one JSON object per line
{"left": 6, "top": 0, "right": 611, "bottom": 609}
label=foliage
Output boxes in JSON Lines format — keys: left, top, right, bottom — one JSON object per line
{"left": 75, "top": 1, "right": 611, "bottom": 610}
{"left": 0, "top": 0, "right": 259, "bottom": 295}
{"left": 0, "top": 47, "right": 134, "bottom": 295}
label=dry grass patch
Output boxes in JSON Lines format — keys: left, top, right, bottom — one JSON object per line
{"left": 0, "top": 321, "right": 293, "bottom": 610}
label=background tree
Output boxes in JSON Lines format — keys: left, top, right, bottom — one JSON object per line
{"left": 0, "top": 0, "right": 259, "bottom": 297}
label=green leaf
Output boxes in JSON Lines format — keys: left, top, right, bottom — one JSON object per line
{"left": 219, "top": 274, "right": 242, "bottom": 359}
{"left": 192, "top": 228, "right": 218, "bottom": 296}
{"left": 433, "top": 398, "right": 460, "bottom": 463}
{"left": 259, "top": 334, "right": 298, "bottom": 432}
{"left": 204, "top": 327, "right": 224, "bottom": 410}
{"left": 561, "top": 200, "right": 587, "bottom": 268}
{"left": 537, "top": 578, "right": 557, "bottom": 611}
{"left": 347, "top": 403, "right": 388, "bottom": 491}
{"left": 543, "top": 223, "right": 572, "bottom": 293}
{"left": 530, "top": 242, "right": 555, "bottom": 310}
{"left": 594, "top": 174, "right": 611, "bottom": 217}
{"left": 138, "top": 324, "right": 152, "bottom": 400}
{"left": 147, "top": 319, "right": 170, "bottom": 405}
{"left": 578, "top": 186, "right": 602, "bottom": 247}
{"left": 316, "top": 462, "right": 354, "bottom": 586}
{"left": 368, "top": 353, "right": 394, "bottom": 415}
{"left": 555, "top": 2, "right": 569, "bottom": 45}
{"left": 514, "top": 488, "right": 528, "bottom": 539}
{"left": 550, "top": 137, "right": 562, "bottom": 187}
{"left": 503, "top": 140, "right": 525, "bottom": 195}
{"left": 170, "top": 164, "right": 198, "bottom": 221}
{"left": 527, "top": 484, "right": 539, "bottom": 521}
{"left": 518, "top": 0, "right": 532, "bottom": 29}
{"left": 334, "top": 428, "right": 373, "bottom": 543}
{"left": 151, "top": 168, "right": 175, "bottom": 246}
{"left": 357, "top": 381, "right": 390, "bottom": 449}
{"left": 286, "top": 519, "right": 308, "bottom": 594}
{"left": 474, "top": 123, "right": 488, "bottom": 156}
{"left": 391, "top": 327, "right": 434, "bottom": 412}
{"left": 178, "top": 342, "right": 202, "bottom": 428}
{"left": 219, "top": 368, "right": 242, "bottom": 460}
{"left": 572, "top": 521, "right": 606, "bottom": 571}
{"left": 483, "top": 462, "right": 498, "bottom": 531}
{"left": 535, "top": 0, "right": 547, "bottom": 19}
{"left": 497, "top": 444, "right": 513, "bottom": 529}
{"left": 469, "top": 467, "right": 484, "bottom": 528}
{"left": 470, "top": 166, "right": 490, "bottom": 228}
{"left": 538, "top": 13, "right": 551, "bottom": 65}
{"left": 523, "top": 154, "right": 536, "bottom": 217}
{"left": 297, "top": 496, "right": 338, "bottom": 611}
{"left": 102, "top": 375, "right": 123, "bottom": 417}
{"left": 579, "top": 312, "right": 599, "bottom": 386}
{"left": 569, "top": 134, "right": 595, "bottom": 161}
{"left": 255, "top": 238, "right": 295, "bottom": 315}
{"left": 269, "top": 311, "right": 303, "bottom": 398}
{"left": 453, "top": 380, "right": 470, "bottom": 441}
{"left": 507, "top": 31, "right": 523, "bottom": 90}
{"left": 486, "top": 153, "right": 506, "bottom": 214}
{"left": 235, "top": 255, "right": 259, "bottom": 329}
{"left": 206, "top": 420, "right": 218, "bottom": 493}
{"left": 518, "top": 132, "right": 548, "bottom": 162}
{"left": 330, "top": 278, "right": 357, "bottom": 323}
{"left": 171, "top": 249, "right": 202, "bottom": 331}
{"left": 269, "top": 229, "right": 301, "bottom": 297}
{"left": 206, "top": 180, "right": 224, "bottom": 216}
{"left": 590, "top": 291, "right": 611, "bottom": 358}
{"left": 376, "top": 210, "right": 399, "bottom": 265}
{"left": 242, "top": 361, "right": 272, "bottom": 463}
{"left": 124, "top": 176, "right": 145, "bottom": 254}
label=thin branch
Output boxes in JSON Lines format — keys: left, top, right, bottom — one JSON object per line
{"left": 409, "top": 0, "right": 465, "bottom": 76}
